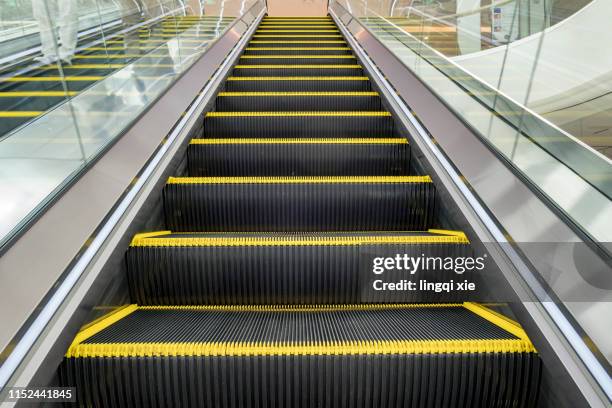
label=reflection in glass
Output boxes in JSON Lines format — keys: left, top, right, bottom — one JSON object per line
{"left": 0, "top": 0, "right": 258, "bottom": 248}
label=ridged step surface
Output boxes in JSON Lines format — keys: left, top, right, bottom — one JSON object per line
{"left": 126, "top": 230, "right": 469, "bottom": 305}
{"left": 163, "top": 176, "right": 436, "bottom": 231}
{"left": 203, "top": 111, "right": 394, "bottom": 138}
{"left": 224, "top": 76, "right": 372, "bottom": 92}
{"left": 62, "top": 303, "right": 541, "bottom": 408}
{"left": 215, "top": 92, "right": 382, "bottom": 111}
{"left": 187, "top": 138, "right": 409, "bottom": 176}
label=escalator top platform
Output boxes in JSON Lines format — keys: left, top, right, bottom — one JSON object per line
{"left": 66, "top": 303, "right": 535, "bottom": 358}
{"left": 129, "top": 229, "right": 469, "bottom": 246}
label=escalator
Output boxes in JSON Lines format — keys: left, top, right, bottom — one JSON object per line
{"left": 59, "top": 15, "right": 542, "bottom": 407}
{"left": 0, "top": 16, "right": 233, "bottom": 137}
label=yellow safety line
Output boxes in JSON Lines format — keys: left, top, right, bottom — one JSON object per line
{"left": 255, "top": 30, "right": 340, "bottom": 33}
{"left": 65, "top": 303, "right": 536, "bottom": 357}
{"left": 0, "top": 111, "right": 42, "bottom": 117}
{"left": 463, "top": 302, "right": 531, "bottom": 342}
{"left": 252, "top": 35, "right": 344, "bottom": 37}
{"left": 217, "top": 91, "right": 377, "bottom": 96}
{"left": 246, "top": 47, "right": 349, "bottom": 50}
{"left": 0, "top": 76, "right": 104, "bottom": 82}
{"left": 189, "top": 137, "right": 402, "bottom": 144}
{"left": 166, "top": 175, "right": 431, "bottom": 184}
{"left": 226, "top": 76, "right": 368, "bottom": 81}
{"left": 73, "top": 54, "right": 170, "bottom": 59}
{"left": 84, "top": 46, "right": 199, "bottom": 50}
{"left": 249, "top": 41, "right": 346, "bottom": 43}
{"left": 259, "top": 25, "right": 336, "bottom": 28}
{"left": 205, "top": 111, "right": 390, "bottom": 117}
{"left": 67, "top": 305, "right": 138, "bottom": 352}
{"left": 39, "top": 63, "right": 176, "bottom": 69}
{"left": 240, "top": 55, "right": 355, "bottom": 58}
{"left": 0, "top": 91, "right": 77, "bottom": 97}
{"left": 130, "top": 229, "right": 467, "bottom": 247}
{"left": 234, "top": 65, "right": 361, "bottom": 69}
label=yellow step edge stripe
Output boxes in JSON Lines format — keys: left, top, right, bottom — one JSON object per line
{"left": 85, "top": 46, "right": 200, "bottom": 50}
{"left": 130, "top": 229, "right": 468, "bottom": 247}
{"left": 0, "top": 76, "right": 104, "bottom": 82}
{"left": 234, "top": 65, "right": 361, "bottom": 69}
{"left": 252, "top": 35, "right": 343, "bottom": 37}
{"left": 464, "top": 302, "right": 531, "bottom": 342}
{"left": 0, "top": 91, "right": 78, "bottom": 97}
{"left": 259, "top": 25, "right": 336, "bottom": 27}
{"left": 67, "top": 305, "right": 138, "bottom": 352}
{"left": 205, "top": 111, "right": 390, "bottom": 117}
{"left": 217, "top": 91, "right": 376, "bottom": 96}
{"left": 249, "top": 41, "right": 346, "bottom": 43}
{"left": 166, "top": 175, "right": 431, "bottom": 184}
{"left": 39, "top": 63, "right": 177, "bottom": 69}
{"left": 226, "top": 76, "right": 368, "bottom": 81}
{"left": 240, "top": 55, "right": 355, "bottom": 58}
{"left": 246, "top": 47, "right": 349, "bottom": 50}
{"left": 68, "top": 338, "right": 535, "bottom": 357}
{"left": 255, "top": 30, "right": 340, "bottom": 33}
{"left": 189, "top": 137, "right": 402, "bottom": 144}
{"left": 0, "top": 111, "right": 42, "bottom": 117}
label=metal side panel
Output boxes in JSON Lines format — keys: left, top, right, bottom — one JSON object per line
{"left": 0, "top": 4, "right": 265, "bottom": 396}
{"left": 329, "top": 4, "right": 610, "bottom": 408}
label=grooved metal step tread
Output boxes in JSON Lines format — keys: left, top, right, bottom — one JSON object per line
{"left": 66, "top": 303, "right": 535, "bottom": 357}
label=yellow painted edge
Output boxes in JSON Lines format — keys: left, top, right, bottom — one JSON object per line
{"left": 189, "top": 137, "right": 403, "bottom": 144}
{"left": 249, "top": 41, "right": 344, "bottom": 43}
{"left": 129, "top": 230, "right": 467, "bottom": 247}
{"left": 240, "top": 55, "right": 353, "bottom": 58}
{"left": 234, "top": 65, "right": 360, "bottom": 68}
{"left": 463, "top": 302, "right": 535, "bottom": 352}
{"left": 251, "top": 35, "right": 343, "bottom": 37}
{"left": 0, "top": 76, "right": 104, "bottom": 82}
{"left": 205, "top": 111, "right": 390, "bottom": 117}
{"left": 226, "top": 76, "right": 368, "bottom": 81}
{"left": 0, "top": 91, "right": 78, "bottom": 97}
{"left": 66, "top": 305, "right": 138, "bottom": 357}
{"left": 166, "top": 175, "right": 431, "bottom": 184}
{"left": 0, "top": 111, "right": 42, "bottom": 117}
{"left": 139, "top": 303, "right": 461, "bottom": 312}
{"left": 428, "top": 229, "right": 469, "bottom": 242}
{"left": 217, "top": 91, "right": 377, "bottom": 96}
{"left": 246, "top": 47, "right": 349, "bottom": 50}
{"left": 132, "top": 231, "right": 172, "bottom": 240}
{"left": 68, "top": 338, "right": 535, "bottom": 357}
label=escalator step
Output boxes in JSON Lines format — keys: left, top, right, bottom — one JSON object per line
{"left": 215, "top": 92, "right": 381, "bottom": 111}
{"left": 244, "top": 47, "right": 352, "bottom": 55}
{"left": 187, "top": 138, "right": 408, "bottom": 176}
{"left": 232, "top": 65, "right": 363, "bottom": 77}
{"left": 203, "top": 111, "right": 393, "bottom": 138}
{"left": 239, "top": 55, "right": 355, "bottom": 64}
{"left": 126, "top": 230, "right": 469, "bottom": 305}
{"left": 224, "top": 76, "right": 371, "bottom": 92}
{"left": 62, "top": 303, "right": 541, "bottom": 408}
{"left": 163, "top": 176, "right": 435, "bottom": 231}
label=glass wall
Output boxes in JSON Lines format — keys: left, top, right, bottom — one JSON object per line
{"left": 0, "top": 0, "right": 259, "bottom": 248}
{"left": 339, "top": 0, "right": 612, "bottom": 245}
